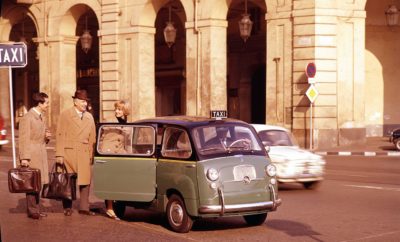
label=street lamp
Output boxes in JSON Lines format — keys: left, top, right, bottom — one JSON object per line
{"left": 385, "top": 5, "right": 399, "bottom": 27}
{"left": 238, "top": 0, "right": 253, "bottom": 42}
{"left": 80, "top": 15, "right": 92, "bottom": 53}
{"left": 163, "top": 5, "right": 177, "bottom": 48}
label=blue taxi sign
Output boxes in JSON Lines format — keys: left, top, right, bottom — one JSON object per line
{"left": 0, "top": 42, "right": 28, "bottom": 68}
{"left": 210, "top": 110, "right": 227, "bottom": 120}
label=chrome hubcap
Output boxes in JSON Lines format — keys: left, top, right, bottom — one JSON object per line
{"left": 170, "top": 202, "right": 184, "bottom": 226}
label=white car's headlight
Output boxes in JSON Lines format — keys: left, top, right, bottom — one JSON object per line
{"left": 265, "top": 164, "right": 277, "bottom": 177}
{"left": 207, "top": 168, "right": 219, "bottom": 181}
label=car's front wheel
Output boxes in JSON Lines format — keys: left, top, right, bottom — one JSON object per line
{"left": 395, "top": 139, "right": 400, "bottom": 150}
{"left": 166, "top": 194, "right": 193, "bottom": 233}
{"left": 112, "top": 201, "right": 126, "bottom": 219}
{"left": 243, "top": 213, "right": 268, "bottom": 226}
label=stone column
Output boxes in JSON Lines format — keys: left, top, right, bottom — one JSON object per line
{"left": 266, "top": 8, "right": 293, "bottom": 128}
{"left": 197, "top": 19, "right": 228, "bottom": 117}
{"left": 0, "top": 67, "right": 10, "bottom": 123}
{"left": 118, "top": 26, "right": 156, "bottom": 121}
{"left": 45, "top": 35, "right": 79, "bottom": 127}
{"left": 337, "top": 9, "right": 367, "bottom": 144}
{"left": 99, "top": 2, "right": 120, "bottom": 122}
{"left": 184, "top": 21, "right": 198, "bottom": 116}
{"left": 289, "top": 1, "right": 339, "bottom": 149}
{"left": 33, "top": 38, "right": 53, "bottom": 126}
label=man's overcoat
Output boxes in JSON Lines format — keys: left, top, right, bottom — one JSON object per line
{"left": 56, "top": 107, "right": 96, "bottom": 185}
{"left": 19, "top": 109, "right": 49, "bottom": 184}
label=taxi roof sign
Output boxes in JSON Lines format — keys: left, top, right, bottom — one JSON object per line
{"left": 210, "top": 110, "right": 227, "bottom": 120}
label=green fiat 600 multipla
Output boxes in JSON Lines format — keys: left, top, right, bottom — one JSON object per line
{"left": 93, "top": 116, "right": 281, "bottom": 233}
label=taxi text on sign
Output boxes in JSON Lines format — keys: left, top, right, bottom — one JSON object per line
{"left": 210, "top": 110, "right": 227, "bottom": 119}
{"left": 0, "top": 43, "right": 27, "bottom": 68}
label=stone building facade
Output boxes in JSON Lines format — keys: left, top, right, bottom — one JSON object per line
{"left": 0, "top": 0, "right": 399, "bottom": 149}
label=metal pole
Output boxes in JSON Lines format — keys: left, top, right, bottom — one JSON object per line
{"left": 8, "top": 66, "right": 17, "bottom": 168}
{"left": 310, "top": 101, "right": 313, "bottom": 150}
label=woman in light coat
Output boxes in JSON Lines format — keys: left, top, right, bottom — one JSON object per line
{"left": 19, "top": 92, "right": 51, "bottom": 219}
{"left": 104, "top": 100, "right": 130, "bottom": 220}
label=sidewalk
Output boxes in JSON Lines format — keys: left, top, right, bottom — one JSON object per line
{"left": 314, "top": 136, "right": 400, "bottom": 156}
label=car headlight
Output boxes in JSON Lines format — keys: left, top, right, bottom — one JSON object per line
{"left": 265, "top": 164, "right": 277, "bottom": 177}
{"left": 0, "top": 129, "right": 6, "bottom": 135}
{"left": 207, "top": 168, "right": 219, "bottom": 181}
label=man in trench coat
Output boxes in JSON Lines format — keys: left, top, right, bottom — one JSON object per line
{"left": 19, "top": 92, "right": 51, "bottom": 219}
{"left": 55, "top": 90, "right": 96, "bottom": 216}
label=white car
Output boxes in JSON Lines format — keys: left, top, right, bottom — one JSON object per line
{"left": 252, "top": 124, "right": 325, "bottom": 189}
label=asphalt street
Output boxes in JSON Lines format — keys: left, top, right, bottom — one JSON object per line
{"left": 1, "top": 136, "right": 400, "bottom": 241}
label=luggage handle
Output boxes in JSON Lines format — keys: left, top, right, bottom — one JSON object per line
{"left": 51, "top": 163, "right": 68, "bottom": 173}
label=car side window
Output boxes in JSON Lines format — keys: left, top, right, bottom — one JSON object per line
{"left": 97, "top": 125, "right": 155, "bottom": 156}
{"left": 161, "top": 127, "right": 192, "bottom": 159}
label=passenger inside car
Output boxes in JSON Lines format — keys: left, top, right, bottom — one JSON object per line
{"left": 99, "top": 127, "right": 129, "bottom": 154}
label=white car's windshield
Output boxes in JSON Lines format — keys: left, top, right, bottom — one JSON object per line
{"left": 257, "top": 130, "right": 296, "bottom": 146}
{"left": 192, "top": 124, "right": 263, "bottom": 155}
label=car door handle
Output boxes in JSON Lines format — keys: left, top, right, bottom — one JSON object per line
{"left": 95, "top": 160, "right": 107, "bottom": 164}
{"left": 185, "top": 164, "right": 195, "bottom": 168}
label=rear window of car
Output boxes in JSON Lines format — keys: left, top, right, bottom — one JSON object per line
{"left": 97, "top": 125, "right": 155, "bottom": 156}
{"left": 257, "top": 130, "right": 295, "bottom": 146}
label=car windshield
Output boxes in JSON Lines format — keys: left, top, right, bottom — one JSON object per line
{"left": 257, "top": 130, "right": 296, "bottom": 146}
{"left": 192, "top": 124, "right": 263, "bottom": 155}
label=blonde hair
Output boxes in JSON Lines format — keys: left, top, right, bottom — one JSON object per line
{"left": 114, "top": 100, "right": 130, "bottom": 116}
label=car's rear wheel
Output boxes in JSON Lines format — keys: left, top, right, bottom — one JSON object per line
{"left": 112, "top": 201, "right": 126, "bottom": 219}
{"left": 395, "top": 139, "right": 400, "bottom": 150}
{"left": 166, "top": 194, "right": 193, "bottom": 233}
{"left": 243, "top": 213, "right": 268, "bottom": 226}
{"left": 303, "top": 181, "right": 320, "bottom": 189}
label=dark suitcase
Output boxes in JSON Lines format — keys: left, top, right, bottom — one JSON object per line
{"left": 8, "top": 167, "right": 41, "bottom": 193}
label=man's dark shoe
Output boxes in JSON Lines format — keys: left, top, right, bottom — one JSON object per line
{"left": 78, "top": 210, "right": 96, "bottom": 216}
{"left": 39, "top": 212, "right": 47, "bottom": 217}
{"left": 64, "top": 209, "right": 73, "bottom": 216}
{"left": 28, "top": 213, "right": 40, "bottom": 220}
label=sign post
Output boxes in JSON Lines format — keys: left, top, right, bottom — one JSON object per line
{"left": 305, "top": 62, "right": 317, "bottom": 150}
{"left": 0, "top": 42, "right": 28, "bottom": 168}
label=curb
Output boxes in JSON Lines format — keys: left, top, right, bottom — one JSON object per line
{"left": 314, "top": 151, "right": 400, "bottom": 156}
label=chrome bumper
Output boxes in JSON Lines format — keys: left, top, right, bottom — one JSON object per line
{"left": 198, "top": 184, "right": 282, "bottom": 215}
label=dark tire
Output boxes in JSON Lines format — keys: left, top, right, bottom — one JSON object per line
{"left": 166, "top": 194, "right": 193, "bottom": 233}
{"left": 243, "top": 213, "right": 268, "bottom": 226}
{"left": 112, "top": 201, "right": 126, "bottom": 219}
{"left": 303, "top": 181, "right": 320, "bottom": 190}
{"left": 395, "top": 139, "right": 400, "bottom": 150}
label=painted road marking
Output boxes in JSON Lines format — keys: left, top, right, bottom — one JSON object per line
{"left": 345, "top": 184, "right": 400, "bottom": 192}
{"left": 339, "top": 230, "right": 400, "bottom": 242}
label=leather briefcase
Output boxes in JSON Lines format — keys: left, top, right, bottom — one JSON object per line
{"left": 8, "top": 167, "right": 41, "bottom": 193}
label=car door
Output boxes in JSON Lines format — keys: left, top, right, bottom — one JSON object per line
{"left": 93, "top": 124, "right": 156, "bottom": 202}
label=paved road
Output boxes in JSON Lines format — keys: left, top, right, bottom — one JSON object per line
{"left": 1, "top": 146, "right": 400, "bottom": 241}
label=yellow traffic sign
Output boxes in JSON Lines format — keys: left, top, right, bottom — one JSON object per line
{"left": 306, "top": 84, "right": 319, "bottom": 103}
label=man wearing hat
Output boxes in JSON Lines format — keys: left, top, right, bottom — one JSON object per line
{"left": 55, "top": 89, "right": 96, "bottom": 216}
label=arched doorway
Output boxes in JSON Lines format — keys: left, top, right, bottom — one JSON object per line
{"left": 75, "top": 9, "right": 99, "bottom": 122}
{"left": 154, "top": 0, "right": 186, "bottom": 116}
{"left": 9, "top": 15, "right": 39, "bottom": 112}
{"left": 227, "top": 0, "right": 266, "bottom": 123}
